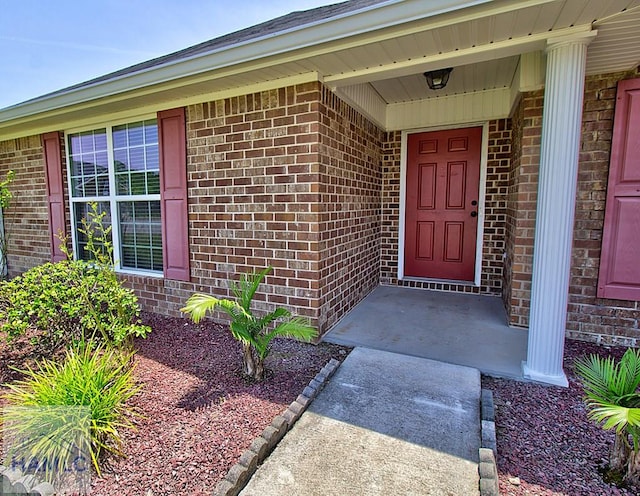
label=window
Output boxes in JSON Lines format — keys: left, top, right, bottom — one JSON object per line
{"left": 67, "top": 119, "right": 163, "bottom": 274}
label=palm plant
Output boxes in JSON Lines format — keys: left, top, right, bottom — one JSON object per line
{"left": 574, "top": 348, "right": 640, "bottom": 485}
{"left": 181, "top": 267, "right": 317, "bottom": 381}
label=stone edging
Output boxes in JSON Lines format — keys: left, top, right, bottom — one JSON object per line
{"left": 213, "top": 358, "right": 342, "bottom": 496}
{"left": 0, "top": 465, "right": 56, "bottom": 495}
{"left": 479, "top": 388, "right": 499, "bottom": 496}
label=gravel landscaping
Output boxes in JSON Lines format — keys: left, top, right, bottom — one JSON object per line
{"left": 483, "top": 339, "right": 638, "bottom": 496}
{"left": 3, "top": 312, "right": 639, "bottom": 496}
{"left": 0, "top": 313, "right": 349, "bottom": 496}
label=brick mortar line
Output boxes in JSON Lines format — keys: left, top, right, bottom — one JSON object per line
{"left": 213, "top": 357, "right": 342, "bottom": 496}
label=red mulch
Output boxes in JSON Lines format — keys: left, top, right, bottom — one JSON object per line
{"left": 483, "top": 339, "right": 637, "bottom": 496}
{"left": 0, "top": 314, "right": 350, "bottom": 496}
{"left": 4, "top": 317, "right": 639, "bottom": 495}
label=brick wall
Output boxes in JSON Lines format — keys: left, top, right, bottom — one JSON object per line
{"left": 0, "top": 136, "right": 51, "bottom": 275}
{"left": 165, "top": 83, "right": 325, "bottom": 324}
{"left": 0, "top": 83, "right": 384, "bottom": 335}
{"left": 379, "top": 122, "right": 510, "bottom": 295}
{"left": 566, "top": 69, "right": 640, "bottom": 346}
{"left": 483, "top": 119, "right": 511, "bottom": 294}
{"left": 503, "top": 91, "right": 543, "bottom": 327}
{"left": 316, "top": 87, "right": 383, "bottom": 330}
{"left": 380, "top": 131, "right": 402, "bottom": 285}
{"left": 126, "top": 81, "right": 384, "bottom": 334}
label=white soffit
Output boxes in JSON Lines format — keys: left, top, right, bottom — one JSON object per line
{"left": 587, "top": 6, "right": 640, "bottom": 75}
{"left": 370, "top": 57, "right": 519, "bottom": 103}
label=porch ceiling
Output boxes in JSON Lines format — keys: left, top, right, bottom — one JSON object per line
{"left": 319, "top": 0, "right": 640, "bottom": 104}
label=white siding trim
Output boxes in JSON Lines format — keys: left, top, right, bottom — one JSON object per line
{"left": 334, "top": 84, "right": 387, "bottom": 128}
{"left": 387, "top": 88, "right": 510, "bottom": 131}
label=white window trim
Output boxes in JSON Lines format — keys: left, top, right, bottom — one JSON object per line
{"left": 65, "top": 117, "right": 164, "bottom": 278}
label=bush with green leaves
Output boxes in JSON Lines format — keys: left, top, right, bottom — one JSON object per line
{"left": 0, "top": 203, "right": 150, "bottom": 350}
{"left": 0, "top": 260, "right": 148, "bottom": 349}
{"left": 575, "top": 348, "right": 640, "bottom": 486}
{"left": 181, "top": 266, "right": 317, "bottom": 381}
{"left": 1, "top": 343, "right": 139, "bottom": 480}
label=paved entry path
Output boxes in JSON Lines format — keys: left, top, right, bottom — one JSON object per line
{"left": 241, "top": 347, "right": 481, "bottom": 496}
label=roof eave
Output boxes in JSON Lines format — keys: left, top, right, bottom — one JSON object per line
{"left": 0, "top": 0, "right": 499, "bottom": 126}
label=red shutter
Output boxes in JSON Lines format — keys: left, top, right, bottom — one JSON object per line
{"left": 597, "top": 78, "right": 640, "bottom": 300}
{"left": 158, "top": 108, "right": 190, "bottom": 281}
{"left": 42, "top": 131, "right": 67, "bottom": 262}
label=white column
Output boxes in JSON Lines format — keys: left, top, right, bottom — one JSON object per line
{"left": 523, "top": 31, "right": 596, "bottom": 386}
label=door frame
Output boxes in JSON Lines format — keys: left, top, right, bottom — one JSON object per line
{"left": 398, "top": 121, "right": 489, "bottom": 286}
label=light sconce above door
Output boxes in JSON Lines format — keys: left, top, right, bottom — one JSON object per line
{"left": 424, "top": 68, "right": 453, "bottom": 90}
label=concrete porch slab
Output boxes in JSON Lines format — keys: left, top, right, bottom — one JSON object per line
{"left": 323, "top": 285, "right": 527, "bottom": 380}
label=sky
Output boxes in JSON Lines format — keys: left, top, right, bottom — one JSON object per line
{"left": 0, "top": 0, "right": 338, "bottom": 110}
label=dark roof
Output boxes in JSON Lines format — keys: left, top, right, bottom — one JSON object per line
{"left": 28, "top": 0, "right": 388, "bottom": 102}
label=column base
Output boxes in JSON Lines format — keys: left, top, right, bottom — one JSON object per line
{"left": 522, "top": 361, "right": 568, "bottom": 387}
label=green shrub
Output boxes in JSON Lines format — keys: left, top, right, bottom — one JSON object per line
{"left": 1, "top": 343, "right": 140, "bottom": 478}
{"left": 0, "top": 202, "right": 150, "bottom": 351}
{"left": 0, "top": 259, "right": 149, "bottom": 350}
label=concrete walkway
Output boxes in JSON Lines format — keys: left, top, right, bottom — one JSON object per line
{"left": 324, "top": 285, "right": 527, "bottom": 380}
{"left": 241, "top": 347, "right": 481, "bottom": 496}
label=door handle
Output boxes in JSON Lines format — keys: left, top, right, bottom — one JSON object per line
{"left": 471, "top": 200, "right": 478, "bottom": 206}
{"left": 471, "top": 211, "right": 477, "bottom": 217}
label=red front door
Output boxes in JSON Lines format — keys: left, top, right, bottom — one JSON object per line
{"left": 404, "top": 127, "right": 482, "bottom": 281}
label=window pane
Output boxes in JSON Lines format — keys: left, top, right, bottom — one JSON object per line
{"left": 113, "top": 149, "right": 128, "bottom": 172}
{"left": 111, "top": 120, "right": 159, "bottom": 196}
{"left": 122, "top": 245, "right": 136, "bottom": 267}
{"left": 112, "top": 125, "right": 127, "bottom": 149}
{"left": 146, "top": 171, "right": 160, "bottom": 194}
{"left": 94, "top": 133, "right": 107, "bottom": 151}
{"left": 115, "top": 172, "right": 130, "bottom": 195}
{"left": 150, "top": 201, "right": 161, "bottom": 221}
{"left": 130, "top": 173, "right": 146, "bottom": 195}
{"left": 83, "top": 177, "right": 97, "bottom": 197}
{"left": 67, "top": 129, "right": 108, "bottom": 197}
{"left": 118, "top": 200, "right": 162, "bottom": 272}
{"left": 152, "top": 249, "right": 163, "bottom": 272}
{"left": 73, "top": 202, "right": 112, "bottom": 261}
{"left": 127, "top": 123, "right": 144, "bottom": 147}
{"left": 135, "top": 202, "right": 150, "bottom": 221}
{"left": 79, "top": 133, "right": 94, "bottom": 153}
{"left": 145, "top": 145, "right": 159, "bottom": 169}
{"left": 144, "top": 125, "right": 158, "bottom": 144}
{"left": 129, "top": 147, "right": 145, "bottom": 171}
{"left": 71, "top": 177, "right": 84, "bottom": 197}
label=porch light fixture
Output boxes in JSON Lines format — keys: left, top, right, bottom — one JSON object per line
{"left": 424, "top": 68, "right": 453, "bottom": 90}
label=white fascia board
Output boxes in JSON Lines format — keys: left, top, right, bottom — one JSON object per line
{"left": 0, "top": 0, "right": 555, "bottom": 126}
{"left": 0, "top": 73, "right": 320, "bottom": 141}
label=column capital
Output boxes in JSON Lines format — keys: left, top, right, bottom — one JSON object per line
{"left": 547, "top": 29, "right": 597, "bottom": 51}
